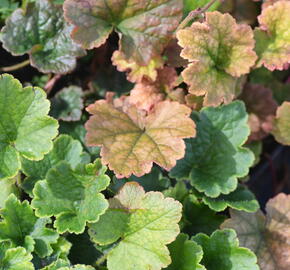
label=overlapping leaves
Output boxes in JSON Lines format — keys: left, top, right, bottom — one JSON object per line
{"left": 0, "top": 194, "right": 59, "bottom": 258}
{"left": 222, "top": 193, "right": 290, "bottom": 269}
{"left": 85, "top": 100, "right": 195, "bottom": 178}
{"left": 32, "top": 159, "right": 110, "bottom": 233}
{"left": 64, "top": 0, "right": 183, "bottom": 65}
{"left": 0, "top": 74, "right": 58, "bottom": 180}
{"left": 1, "top": 0, "right": 86, "bottom": 73}
{"left": 177, "top": 11, "right": 257, "bottom": 106}
{"left": 170, "top": 101, "right": 254, "bottom": 197}
{"left": 89, "top": 182, "right": 182, "bottom": 270}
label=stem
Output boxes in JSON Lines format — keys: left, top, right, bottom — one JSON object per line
{"left": 0, "top": 59, "right": 30, "bottom": 72}
{"left": 176, "top": 0, "right": 220, "bottom": 31}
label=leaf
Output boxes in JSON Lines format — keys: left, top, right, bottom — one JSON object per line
{"left": 239, "top": 83, "right": 278, "bottom": 141}
{"left": 112, "top": 51, "right": 164, "bottom": 83}
{"left": 182, "top": 194, "right": 226, "bottom": 236}
{"left": 0, "top": 194, "right": 59, "bottom": 258}
{"left": 21, "top": 135, "right": 87, "bottom": 196}
{"left": 271, "top": 102, "right": 290, "bottom": 145}
{"left": 0, "top": 74, "right": 58, "bottom": 180}
{"left": 32, "top": 159, "right": 110, "bottom": 234}
{"left": 89, "top": 182, "right": 182, "bottom": 270}
{"left": 166, "top": 233, "right": 205, "bottom": 270}
{"left": 50, "top": 86, "right": 84, "bottom": 122}
{"left": 177, "top": 11, "right": 257, "bottom": 106}
{"left": 1, "top": 0, "right": 86, "bottom": 74}
{"left": 63, "top": 0, "right": 182, "bottom": 65}
{"left": 222, "top": 193, "right": 290, "bottom": 270}
{"left": 0, "top": 241, "right": 34, "bottom": 270}
{"left": 41, "top": 260, "right": 95, "bottom": 270}
{"left": 192, "top": 229, "right": 260, "bottom": 270}
{"left": 170, "top": 101, "right": 254, "bottom": 198}
{"left": 129, "top": 67, "right": 184, "bottom": 112}
{"left": 0, "top": 177, "right": 19, "bottom": 208}
{"left": 200, "top": 185, "right": 260, "bottom": 212}
{"left": 85, "top": 100, "right": 195, "bottom": 178}
{"left": 254, "top": 1, "right": 290, "bottom": 71}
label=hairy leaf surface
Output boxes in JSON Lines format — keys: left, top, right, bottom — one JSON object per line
{"left": 222, "top": 193, "right": 290, "bottom": 270}
{"left": 170, "top": 101, "right": 254, "bottom": 197}
{"left": 64, "top": 0, "right": 182, "bottom": 64}
{"left": 85, "top": 100, "right": 195, "bottom": 178}
{"left": 177, "top": 11, "right": 257, "bottom": 106}
{"left": 192, "top": 229, "right": 259, "bottom": 270}
{"left": 0, "top": 194, "right": 59, "bottom": 258}
{"left": 89, "top": 182, "right": 182, "bottom": 270}
{"left": 1, "top": 0, "right": 85, "bottom": 73}
{"left": 254, "top": 1, "right": 290, "bottom": 71}
{"left": 0, "top": 74, "right": 58, "bottom": 180}
{"left": 32, "top": 159, "right": 110, "bottom": 233}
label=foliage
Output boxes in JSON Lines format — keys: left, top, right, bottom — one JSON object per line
{"left": 0, "top": 0, "right": 290, "bottom": 268}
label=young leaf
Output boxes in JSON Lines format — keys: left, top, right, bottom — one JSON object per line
{"left": 192, "top": 229, "right": 259, "bottom": 270}
{"left": 32, "top": 159, "right": 110, "bottom": 234}
{"left": 0, "top": 74, "right": 58, "bottom": 180}
{"left": 0, "top": 241, "right": 34, "bottom": 270}
{"left": 271, "top": 102, "right": 290, "bottom": 145}
{"left": 254, "top": 1, "right": 290, "bottom": 71}
{"left": 0, "top": 194, "right": 59, "bottom": 258}
{"left": 166, "top": 233, "right": 205, "bottom": 270}
{"left": 177, "top": 11, "right": 257, "bottom": 106}
{"left": 85, "top": 100, "right": 195, "bottom": 178}
{"left": 89, "top": 182, "right": 182, "bottom": 270}
{"left": 0, "top": 177, "right": 19, "bottom": 208}
{"left": 112, "top": 51, "right": 164, "bottom": 83}
{"left": 1, "top": 0, "right": 86, "bottom": 74}
{"left": 50, "top": 86, "right": 84, "bottom": 122}
{"left": 129, "top": 67, "right": 184, "bottom": 112}
{"left": 200, "top": 185, "right": 260, "bottom": 212}
{"left": 63, "top": 0, "right": 182, "bottom": 65}
{"left": 22, "top": 135, "right": 86, "bottom": 196}
{"left": 222, "top": 193, "right": 290, "bottom": 270}
{"left": 170, "top": 101, "right": 254, "bottom": 198}
{"left": 239, "top": 84, "right": 278, "bottom": 141}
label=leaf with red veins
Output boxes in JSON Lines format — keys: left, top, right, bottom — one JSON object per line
{"left": 239, "top": 83, "right": 278, "bottom": 141}
{"left": 85, "top": 100, "right": 196, "bottom": 178}
{"left": 112, "top": 50, "right": 164, "bottom": 83}
{"left": 254, "top": 1, "right": 290, "bottom": 71}
{"left": 63, "top": 0, "right": 183, "bottom": 65}
{"left": 129, "top": 67, "right": 184, "bottom": 111}
{"left": 222, "top": 193, "right": 290, "bottom": 270}
{"left": 271, "top": 101, "right": 290, "bottom": 145}
{"left": 177, "top": 11, "right": 257, "bottom": 106}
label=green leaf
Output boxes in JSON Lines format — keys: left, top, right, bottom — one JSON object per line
{"left": 0, "top": 240, "right": 34, "bottom": 270}
{"left": 41, "top": 260, "right": 95, "bottom": 270}
{"left": 0, "top": 74, "right": 58, "bottom": 180}
{"left": 63, "top": 0, "right": 183, "bottom": 64}
{"left": 170, "top": 101, "right": 254, "bottom": 198}
{"left": 89, "top": 182, "right": 182, "bottom": 270}
{"left": 0, "top": 0, "right": 19, "bottom": 21}
{"left": 254, "top": 1, "right": 290, "bottom": 71}
{"left": 163, "top": 181, "right": 189, "bottom": 203}
{"left": 0, "top": 194, "right": 59, "bottom": 258}
{"left": 177, "top": 11, "right": 257, "bottom": 106}
{"left": 192, "top": 229, "right": 260, "bottom": 270}
{"left": 21, "top": 135, "right": 86, "bottom": 196}
{"left": 166, "top": 233, "right": 205, "bottom": 270}
{"left": 1, "top": 0, "right": 86, "bottom": 74}
{"left": 50, "top": 86, "right": 84, "bottom": 122}
{"left": 198, "top": 185, "right": 260, "bottom": 212}
{"left": 0, "top": 177, "right": 19, "bottom": 208}
{"left": 32, "top": 159, "right": 110, "bottom": 234}
{"left": 222, "top": 193, "right": 290, "bottom": 270}
{"left": 182, "top": 195, "right": 226, "bottom": 235}
{"left": 183, "top": 0, "right": 220, "bottom": 17}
